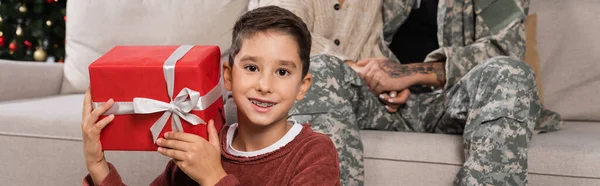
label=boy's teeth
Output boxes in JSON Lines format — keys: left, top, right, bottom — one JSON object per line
{"left": 251, "top": 99, "right": 274, "bottom": 107}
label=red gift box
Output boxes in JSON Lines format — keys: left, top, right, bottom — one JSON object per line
{"left": 89, "top": 45, "right": 224, "bottom": 151}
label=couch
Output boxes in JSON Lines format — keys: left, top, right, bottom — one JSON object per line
{"left": 1, "top": 0, "right": 598, "bottom": 185}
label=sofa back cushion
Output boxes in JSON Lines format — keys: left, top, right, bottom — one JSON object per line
{"left": 63, "top": 0, "right": 248, "bottom": 93}
{"left": 531, "top": 0, "right": 600, "bottom": 121}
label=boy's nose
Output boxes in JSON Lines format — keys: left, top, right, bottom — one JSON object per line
{"left": 256, "top": 72, "right": 272, "bottom": 93}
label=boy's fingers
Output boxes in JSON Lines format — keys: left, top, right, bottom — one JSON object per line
{"left": 165, "top": 132, "right": 204, "bottom": 143}
{"left": 156, "top": 138, "right": 189, "bottom": 152}
{"left": 157, "top": 147, "right": 186, "bottom": 161}
{"left": 92, "top": 114, "right": 114, "bottom": 134}
{"left": 207, "top": 120, "right": 220, "bottom": 149}
{"left": 83, "top": 88, "right": 92, "bottom": 119}
{"left": 90, "top": 99, "right": 114, "bottom": 122}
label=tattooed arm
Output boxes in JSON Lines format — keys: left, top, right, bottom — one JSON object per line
{"left": 356, "top": 58, "right": 446, "bottom": 94}
{"left": 379, "top": 60, "right": 446, "bottom": 87}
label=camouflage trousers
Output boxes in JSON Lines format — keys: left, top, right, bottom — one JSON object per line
{"left": 279, "top": 54, "right": 562, "bottom": 186}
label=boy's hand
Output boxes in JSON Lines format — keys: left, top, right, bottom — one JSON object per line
{"left": 157, "top": 120, "right": 226, "bottom": 185}
{"left": 81, "top": 88, "right": 114, "bottom": 185}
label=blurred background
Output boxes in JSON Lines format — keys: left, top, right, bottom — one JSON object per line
{"left": 0, "top": 0, "right": 66, "bottom": 62}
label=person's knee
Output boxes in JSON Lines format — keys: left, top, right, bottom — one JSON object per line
{"left": 309, "top": 54, "right": 347, "bottom": 74}
{"left": 310, "top": 54, "right": 345, "bottom": 64}
{"left": 308, "top": 54, "right": 357, "bottom": 86}
{"left": 482, "top": 56, "right": 536, "bottom": 89}
{"left": 484, "top": 56, "right": 535, "bottom": 77}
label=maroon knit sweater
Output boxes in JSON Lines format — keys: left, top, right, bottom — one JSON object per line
{"left": 83, "top": 124, "right": 341, "bottom": 186}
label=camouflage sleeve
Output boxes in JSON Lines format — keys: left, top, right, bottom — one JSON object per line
{"left": 255, "top": 0, "right": 353, "bottom": 61}
{"left": 424, "top": 0, "right": 530, "bottom": 90}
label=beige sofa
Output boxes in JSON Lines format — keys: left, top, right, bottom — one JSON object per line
{"left": 1, "top": 0, "right": 599, "bottom": 185}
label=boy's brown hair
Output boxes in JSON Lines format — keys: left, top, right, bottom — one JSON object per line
{"left": 228, "top": 6, "right": 312, "bottom": 77}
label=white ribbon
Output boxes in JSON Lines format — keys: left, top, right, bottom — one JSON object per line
{"left": 93, "top": 45, "right": 222, "bottom": 143}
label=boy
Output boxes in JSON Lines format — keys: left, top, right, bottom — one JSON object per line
{"left": 81, "top": 6, "right": 340, "bottom": 186}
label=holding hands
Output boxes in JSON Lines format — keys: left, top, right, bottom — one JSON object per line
{"left": 353, "top": 58, "right": 418, "bottom": 94}
{"left": 347, "top": 58, "right": 415, "bottom": 113}
{"left": 348, "top": 57, "right": 446, "bottom": 113}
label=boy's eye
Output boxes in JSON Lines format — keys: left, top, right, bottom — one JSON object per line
{"left": 244, "top": 65, "right": 258, "bottom": 72}
{"left": 277, "top": 69, "right": 290, "bottom": 76}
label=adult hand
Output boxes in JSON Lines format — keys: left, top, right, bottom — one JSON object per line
{"left": 345, "top": 60, "right": 362, "bottom": 72}
{"left": 379, "top": 89, "right": 410, "bottom": 113}
{"left": 356, "top": 58, "right": 417, "bottom": 94}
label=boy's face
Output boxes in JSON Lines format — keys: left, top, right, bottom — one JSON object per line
{"left": 223, "top": 31, "right": 312, "bottom": 127}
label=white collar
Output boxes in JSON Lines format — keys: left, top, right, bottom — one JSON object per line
{"left": 225, "top": 120, "right": 303, "bottom": 157}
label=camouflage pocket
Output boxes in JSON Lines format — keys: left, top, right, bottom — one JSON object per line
{"left": 474, "top": 0, "right": 525, "bottom": 35}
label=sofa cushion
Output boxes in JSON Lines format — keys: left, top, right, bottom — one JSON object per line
{"left": 0, "top": 135, "right": 170, "bottom": 185}
{"left": 0, "top": 94, "right": 83, "bottom": 139}
{"left": 361, "top": 121, "right": 600, "bottom": 180}
{"left": 62, "top": 0, "right": 248, "bottom": 94}
{"left": 0, "top": 60, "right": 64, "bottom": 102}
{"left": 530, "top": 0, "right": 600, "bottom": 121}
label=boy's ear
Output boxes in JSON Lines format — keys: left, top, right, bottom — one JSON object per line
{"left": 223, "top": 62, "right": 233, "bottom": 91}
{"left": 295, "top": 73, "right": 313, "bottom": 101}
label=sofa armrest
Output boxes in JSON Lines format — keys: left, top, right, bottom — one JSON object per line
{"left": 0, "top": 60, "right": 64, "bottom": 102}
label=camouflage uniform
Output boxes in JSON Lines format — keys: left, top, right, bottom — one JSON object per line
{"left": 225, "top": 0, "right": 563, "bottom": 185}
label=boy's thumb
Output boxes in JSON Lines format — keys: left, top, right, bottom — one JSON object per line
{"left": 207, "top": 120, "right": 220, "bottom": 148}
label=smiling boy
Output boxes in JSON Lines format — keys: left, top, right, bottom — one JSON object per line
{"left": 81, "top": 6, "right": 340, "bottom": 186}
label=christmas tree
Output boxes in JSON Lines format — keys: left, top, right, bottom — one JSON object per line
{"left": 0, "top": 0, "right": 66, "bottom": 62}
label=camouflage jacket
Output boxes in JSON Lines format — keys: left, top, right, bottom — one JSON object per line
{"left": 380, "top": 0, "right": 529, "bottom": 90}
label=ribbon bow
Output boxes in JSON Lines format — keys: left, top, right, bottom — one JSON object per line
{"left": 133, "top": 88, "right": 205, "bottom": 143}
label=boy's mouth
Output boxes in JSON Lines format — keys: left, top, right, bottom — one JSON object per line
{"left": 249, "top": 98, "right": 276, "bottom": 108}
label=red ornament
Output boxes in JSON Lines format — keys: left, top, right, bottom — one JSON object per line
{"left": 24, "top": 40, "right": 32, "bottom": 48}
{"left": 58, "top": 58, "right": 64, "bottom": 63}
{"left": 9, "top": 42, "right": 17, "bottom": 51}
{"left": 46, "top": 0, "right": 53, "bottom": 3}
{"left": 0, "top": 36, "right": 4, "bottom": 46}
{"left": 64, "top": 16, "right": 67, "bottom": 21}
